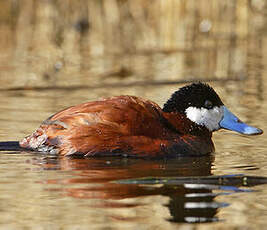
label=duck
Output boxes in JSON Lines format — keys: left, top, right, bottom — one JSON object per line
{"left": 1, "top": 82, "right": 263, "bottom": 157}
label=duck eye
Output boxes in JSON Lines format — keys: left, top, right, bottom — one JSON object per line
{"left": 204, "top": 100, "right": 213, "bottom": 109}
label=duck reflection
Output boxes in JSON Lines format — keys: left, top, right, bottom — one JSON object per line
{"left": 33, "top": 155, "right": 223, "bottom": 223}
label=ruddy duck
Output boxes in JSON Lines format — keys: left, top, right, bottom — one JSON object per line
{"left": 0, "top": 82, "right": 263, "bottom": 157}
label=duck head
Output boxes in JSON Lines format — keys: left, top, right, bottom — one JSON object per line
{"left": 163, "top": 82, "right": 263, "bottom": 135}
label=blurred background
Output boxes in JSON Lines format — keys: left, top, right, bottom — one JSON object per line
{"left": 0, "top": 0, "right": 266, "bottom": 91}
{"left": 0, "top": 1, "right": 267, "bottom": 229}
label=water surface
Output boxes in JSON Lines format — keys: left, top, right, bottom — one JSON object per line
{"left": 0, "top": 1, "right": 267, "bottom": 229}
{"left": 0, "top": 82, "right": 267, "bottom": 230}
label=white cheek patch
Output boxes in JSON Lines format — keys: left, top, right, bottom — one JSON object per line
{"left": 185, "top": 106, "right": 224, "bottom": 131}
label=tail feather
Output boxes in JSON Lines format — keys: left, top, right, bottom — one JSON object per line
{"left": 0, "top": 141, "right": 24, "bottom": 151}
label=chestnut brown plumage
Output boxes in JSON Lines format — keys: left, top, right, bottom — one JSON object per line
{"left": 19, "top": 95, "right": 214, "bottom": 157}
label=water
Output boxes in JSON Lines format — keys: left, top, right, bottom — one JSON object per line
{"left": 0, "top": 1, "right": 267, "bottom": 229}
{"left": 0, "top": 83, "right": 266, "bottom": 230}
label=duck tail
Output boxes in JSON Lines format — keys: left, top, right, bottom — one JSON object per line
{"left": 0, "top": 141, "right": 24, "bottom": 151}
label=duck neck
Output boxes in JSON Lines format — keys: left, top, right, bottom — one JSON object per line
{"left": 162, "top": 112, "right": 212, "bottom": 138}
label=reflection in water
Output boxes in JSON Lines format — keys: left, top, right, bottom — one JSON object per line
{"left": 167, "top": 186, "right": 221, "bottom": 223}
{"left": 30, "top": 155, "right": 228, "bottom": 223}
{"left": 0, "top": 1, "right": 266, "bottom": 228}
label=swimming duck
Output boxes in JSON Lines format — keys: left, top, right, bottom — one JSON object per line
{"left": 1, "top": 82, "right": 263, "bottom": 157}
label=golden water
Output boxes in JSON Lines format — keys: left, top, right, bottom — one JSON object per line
{"left": 0, "top": 82, "right": 266, "bottom": 229}
{"left": 0, "top": 1, "right": 267, "bottom": 229}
